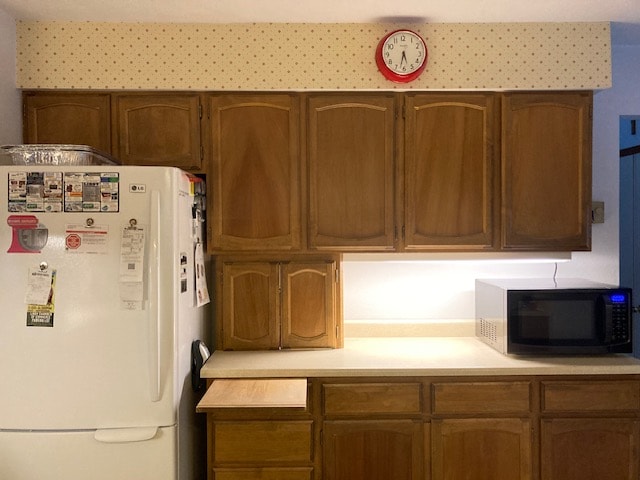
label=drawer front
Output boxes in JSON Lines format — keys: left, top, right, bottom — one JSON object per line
{"left": 213, "top": 467, "right": 313, "bottom": 480}
{"left": 323, "top": 383, "right": 422, "bottom": 415}
{"left": 433, "top": 381, "right": 531, "bottom": 414}
{"left": 542, "top": 380, "right": 640, "bottom": 412}
{"left": 213, "top": 421, "right": 313, "bottom": 464}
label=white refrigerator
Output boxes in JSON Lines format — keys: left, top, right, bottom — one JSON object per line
{"left": 0, "top": 162, "right": 210, "bottom": 480}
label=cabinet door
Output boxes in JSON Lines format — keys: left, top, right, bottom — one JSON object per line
{"left": 307, "top": 94, "right": 396, "bottom": 251}
{"left": 281, "top": 261, "right": 338, "bottom": 348}
{"left": 213, "top": 420, "right": 313, "bottom": 465}
{"left": 404, "top": 93, "right": 497, "bottom": 250}
{"left": 323, "top": 420, "right": 423, "bottom": 480}
{"left": 114, "top": 94, "right": 203, "bottom": 170}
{"left": 23, "top": 92, "right": 112, "bottom": 153}
{"left": 213, "top": 468, "right": 313, "bottom": 480}
{"left": 431, "top": 418, "right": 532, "bottom": 480}
{"left": 221, "top": 262, "right": 279, "bottom": 350}
{"left": 501, "top": 92, "right": 592, "bottom": 250}
{"left": 209, "top": 94, "right": 301, "bottom": 251}
{"left": 541, "top": 418, "right": 640, "bottom": 480}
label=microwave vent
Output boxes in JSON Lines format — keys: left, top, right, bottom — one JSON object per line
{"left": 479, "top": 317, "right": 497, "bottom": 343}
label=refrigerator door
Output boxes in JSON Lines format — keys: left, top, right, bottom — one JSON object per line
{"left": 0, "top": 426, "right": 177, "bottom": 480}
{"left": 0, "top": 166, "right": 186, "bottom": 430}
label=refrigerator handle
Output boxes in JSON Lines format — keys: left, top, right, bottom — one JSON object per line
{"left": 148, "top": 189, "right": 162, "bottom": 402}
{"left": 95, "top": 426, "right": 159, "bottom": 443}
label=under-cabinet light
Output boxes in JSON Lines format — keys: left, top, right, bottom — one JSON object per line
{"left": 342, "top": 252, "right": 572, "bottom": 263}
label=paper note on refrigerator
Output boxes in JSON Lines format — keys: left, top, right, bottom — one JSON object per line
{"left": 119, "top": 225, "right": 145, "bottom": 309}
{"left": 119, "top": 227, "right": 145, "bottom": 282}
{"left": 194, "top": 242, "right": 210, "bottom": 307}
{"left": 24, "top": 267, "right": 53, "bottom": 305}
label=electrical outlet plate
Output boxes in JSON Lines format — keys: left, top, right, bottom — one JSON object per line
{"left": 592, "top": 201, "right": 605, "bottom": 224}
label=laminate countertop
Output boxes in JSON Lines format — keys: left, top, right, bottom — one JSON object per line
{"left": 200, "top": 336, "right": 640, "bottom": 378}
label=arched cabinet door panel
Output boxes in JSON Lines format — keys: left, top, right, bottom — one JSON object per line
{"left": 23, "top": 92, "right": 112, "bottom": 153}
{"left": 501, "top": 92, "right": 592, "bottom": 251}
{"left": 114, "top": 93, "right": 203, "bottom": 171}
{"left": 404, "top": 93, "right": 498, "bottom": 251}
{"left": 307, "top": 94, "right": 396, "bottom": 251}
{"left": 208, "top": 94, "right": 301, "bottom": 252}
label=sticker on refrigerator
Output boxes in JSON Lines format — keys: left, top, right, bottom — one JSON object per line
{"left": 119, "top": 222, "right": 145, "bottom": 310}
{"left": 8, "top": 171, "right": 63, "bottom": 212}
{"left": 6, "top": 215, "right": 49, "bottom": 253}
{"left": 64, "top": 172, "right": 119, "bottom": 213}
{"left": 25, "top": 267, "right": 56, "bottom": 327}
{"left": 65, "top": 223, "right": 109, "bottom": 254}
{"left": 6, "top": 171, "right": 119, "bottom": 213}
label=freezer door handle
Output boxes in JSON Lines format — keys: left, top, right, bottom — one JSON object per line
{"left": 94, "top": 426, "right": 159, "bottom": 443}
{"left": 148, "top": 189, "right": 162, "bottom": 402}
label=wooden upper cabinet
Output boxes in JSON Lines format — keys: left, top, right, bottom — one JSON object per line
{"left": 23, "top": 92, "right": 112, "bottom": 153}
{"left": 501, "top": 92, "right": 592, "bottom": 250}
{"left": 113, "top": 93, "right": 203, "bottom": 170}
{"left": 281, "top": 261, "right": 338, "bottom": 348}
{"left": 403, "top": 93, "right": 497, "bottom": 250}
{"left": 221, "top": 262, "right": 279, "bottom": 350}
{"left": 208, "top": 94, "right": 301, "bottom": 252}
{"left": 307, "top": 94, "right": 396, "bottom": 251}
{"left": 218, "top": 258, "right": 340, "bottom": 350}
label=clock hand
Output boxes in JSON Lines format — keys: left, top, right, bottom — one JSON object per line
{"left": 401, "top": 50, "right": 407, "bottom": 65}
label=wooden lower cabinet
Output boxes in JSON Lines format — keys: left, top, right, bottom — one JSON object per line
{"left": 432, "top": 418, "right": 532, "bottom": 480}
{"left": 323, "top": 420, "right": 423, "bottom": 480}
{"left": 431, "top": 380, "right": 533, "bottom": 480}
{"left": 213, "top": 421, "right": 313, "bottom": 464}
{"left": 208, "top": 420, "right": 314, "bottom": 480}
{"left": 540, "top": 379, "right": 640, "bottom": 480}
{"left": 200, "top": 376, "right": 640, "bottom": 480}
{"left": 213, "top": 468, "right": 313, "bottom": 480}
{"left": 541, "top": 418, "right": 640, "bottom": 480}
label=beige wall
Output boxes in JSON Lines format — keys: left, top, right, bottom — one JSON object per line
{"left": 1, "top": 8, "right": 21, "bottom": 143}
{"left": 16, "top": 21, "right": 610, "bottom": 90}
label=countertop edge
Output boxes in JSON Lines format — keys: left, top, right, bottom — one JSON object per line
{"left": 201, "top": 337, "right": 640, "bottom": 379}
{"left": 202, "top": 365, "right": 640, "bottom": 379}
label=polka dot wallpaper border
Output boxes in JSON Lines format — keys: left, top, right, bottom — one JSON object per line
{"left": 16, "top": 21, "right": 611, "bottom": 90}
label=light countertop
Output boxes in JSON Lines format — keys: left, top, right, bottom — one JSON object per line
{"left": 201, "top": 336, "right": 640, "bottom": 378}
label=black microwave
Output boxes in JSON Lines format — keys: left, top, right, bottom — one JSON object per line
{"left": 475, "top": 278, "right": 632, "bottom": 355}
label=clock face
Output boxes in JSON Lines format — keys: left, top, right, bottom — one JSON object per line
{"left": 375, "top": 30, "right": 428, "bottom": 83}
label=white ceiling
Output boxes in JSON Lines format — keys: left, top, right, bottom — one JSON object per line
{"left": 1, "top": 0, "right": 639, "bottom": 44}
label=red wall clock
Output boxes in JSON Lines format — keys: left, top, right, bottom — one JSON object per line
{"left": 375, "top": 29, "right": 428, "bottom": 83}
